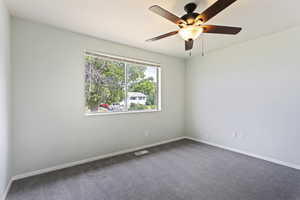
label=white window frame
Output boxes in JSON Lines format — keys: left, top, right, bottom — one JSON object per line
{"left": 84, "top": 50, "right": 162, "bottom": 116}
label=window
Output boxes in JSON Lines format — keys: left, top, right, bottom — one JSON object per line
{"left": 84, "top": 51, "right": 161, "bottom": 114}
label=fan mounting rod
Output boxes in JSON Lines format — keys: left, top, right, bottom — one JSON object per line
{"left": 184, "top": 3, "right": 197, "bottom": 13}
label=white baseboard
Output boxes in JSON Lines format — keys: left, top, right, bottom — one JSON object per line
{"left": 6, "top": 135, "right": 299, "bottom": 200}
{"left": 185, "top": 136, "right": 300, "bottom": 171}
{"left": 1, "top": 179, "right": 13, "bottom": 200}
{"left": 12, "top": 136, "right": 185, "bottom": 181}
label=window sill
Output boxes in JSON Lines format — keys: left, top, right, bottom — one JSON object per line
{"left": 85, "top": 109, "right": 162, "bottom": 116}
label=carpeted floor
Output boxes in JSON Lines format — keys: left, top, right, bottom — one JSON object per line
{"left": 7, "top": 139, "right": 300, "bottom": 200}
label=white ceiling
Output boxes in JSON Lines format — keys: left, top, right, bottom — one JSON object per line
{"left": 5, "top": 0, "right": 300, "bottom": 58}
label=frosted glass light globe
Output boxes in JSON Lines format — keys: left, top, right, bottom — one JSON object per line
{"left": 178, "top": 25, "right": 203, "bottom": 41}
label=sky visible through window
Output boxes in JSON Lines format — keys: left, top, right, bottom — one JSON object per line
{"left": 145, "top": 66, "right": 157, "bottom": 82}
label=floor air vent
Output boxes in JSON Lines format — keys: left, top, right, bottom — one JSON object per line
{"left": 134, "top": 150, "right": 149, "bottom": 156}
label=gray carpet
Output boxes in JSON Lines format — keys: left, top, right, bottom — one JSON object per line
{"left": 7, "top": 139, "right": 300, "bottom": 200}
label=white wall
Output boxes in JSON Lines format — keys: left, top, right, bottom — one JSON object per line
{"left": 186, "top": 27, "right": 300, "bottom": 167}
{"left": 0, "top": 0, "right": 11, "bottom": 197}
{"left": 11, "top": 14, "right": 300, "bottom": 178}
{"left": 11, "top": 18, "right": 185, "bottom": 175}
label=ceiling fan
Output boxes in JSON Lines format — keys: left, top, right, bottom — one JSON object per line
{"left": 146, "top": 0, "right": 242, "bottom": 51}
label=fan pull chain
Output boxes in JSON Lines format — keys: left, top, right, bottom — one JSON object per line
{"left": 202, "top": 37, "right": 205, "bottom": 56}
{"left": 189, "top": 50, "right": 192, "bottom": 57}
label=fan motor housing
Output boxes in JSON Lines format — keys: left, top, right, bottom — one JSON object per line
{"left": 182, "top": 3, "right": 199, "bottom": 25}
{"left": 181, "top": 13, "right": 199, "bottom": 25}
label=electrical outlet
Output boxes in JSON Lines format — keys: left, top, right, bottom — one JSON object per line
{"left": 233, "top": 131, "right": 238, "bottom": 138}
{"left": 239, "top": 132, "right": 244, "bottom": 139}
{"left": 144, "top": 131, "right": 150, "bottom": 137}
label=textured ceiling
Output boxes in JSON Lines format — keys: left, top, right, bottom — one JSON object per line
{"left": 5, "top": 0, "right": 300, "bottom": 58}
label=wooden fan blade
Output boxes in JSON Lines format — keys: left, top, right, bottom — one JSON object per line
{"left": 202, "top": 25, "right": 242, "bottom": 34}
{"left": 196, "top": 0, "right": 237, "bottom": 23}
{"left": 185, "top": 39, "right": 193, "bottom": 51}
{"left": 149, "top": 5, "right": 185, "bottom": 25}
{"left": 146, "top": 31, "right": 178, "bottom": 42}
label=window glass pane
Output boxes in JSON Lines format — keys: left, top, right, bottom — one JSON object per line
{"left": 127, "top": 64, "right": 158, "bottom": 111}
{"left": 85, "top": 55, "right": 126, "bottom": 113}
{"left": 84, "top": 52, "right": 160, "bottom": 115}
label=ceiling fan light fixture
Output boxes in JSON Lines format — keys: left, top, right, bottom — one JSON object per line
{"left": 147, "top": 1, "right": 242, "bottom": 52}
{"left": 178, "top": 25, "right": 203, "bottom": 41}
